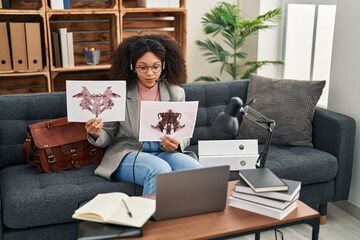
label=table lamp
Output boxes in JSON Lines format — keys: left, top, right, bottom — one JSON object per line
{"left": 212, "top": 97, "right": 276, "bottom": 168}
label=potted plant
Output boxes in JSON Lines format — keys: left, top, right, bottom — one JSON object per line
{"left": 195, "top": 1, "right": 283, "bottom": 81}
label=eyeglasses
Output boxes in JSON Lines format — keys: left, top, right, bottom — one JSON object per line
{"left": 135, "top": 64, "right": 162, "bottom": 73}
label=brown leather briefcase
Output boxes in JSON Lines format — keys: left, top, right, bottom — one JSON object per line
{"left": 23, "top": 117, "right": 101, "bottom": 173}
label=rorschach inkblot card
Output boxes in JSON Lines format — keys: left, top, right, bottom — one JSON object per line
{"left": 66, "top": 80, "right": 126, "bottom": 122}
{"left": 139, "top": 101, "right": 199, "bottom": 141}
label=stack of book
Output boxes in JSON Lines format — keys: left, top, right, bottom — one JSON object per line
{"left": 51, "top": 28, "right": 75, "bottom": 68}
{"left": 229, "top": 168, "right": 301, "bottom": 220}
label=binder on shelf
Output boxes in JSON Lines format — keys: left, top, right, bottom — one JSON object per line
{"left": 51, "top": 32, "right": 62, "bottom": 68}
{"left": 63, "top": 0, "right": 70, "bottom": 9}
{"left": 1, "top": 0, "right": 10, "bottom": 9}
{"left": 0, "top": 1, "right": 2, "bottom": 9}
{"left": 9, "top": 22, "right": 28, "bottom": 71}
{"left": 50, "top": 0, "right": 64, "bottom": 9}
{"left": 25, "top": 23, "right": 43, "bottom": 70}
{"left": 67, "top": 32, "right": 75, "bottom": 67}
{"left": 0, "top": 22, "right": 12, "bottom": 71}
{"left": 58, "top": 28, "right": 69, "bottom": 68}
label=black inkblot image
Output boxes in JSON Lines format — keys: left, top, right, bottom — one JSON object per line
{"left": 72, "top": 86, "right": 121, "bottom": 117}
{"left": 151, "top": 109, "right": 186, "bottom": 134}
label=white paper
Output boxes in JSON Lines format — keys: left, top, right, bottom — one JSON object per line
{"left": 139, "top": 101, "right": 198, "bottom": 141}
{"left": 66, "top": 80, "right": 126, "bottom": 122}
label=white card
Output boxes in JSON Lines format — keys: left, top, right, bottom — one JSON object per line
{"left": 139, "top": 101, "right": 198, "bottom": 141}
{"left": 66, "top": 80, "right": 126, "bottom": 122}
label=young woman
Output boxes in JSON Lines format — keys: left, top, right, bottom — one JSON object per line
{"left": 85, "top": 34, "right": 201, "bottom": 195}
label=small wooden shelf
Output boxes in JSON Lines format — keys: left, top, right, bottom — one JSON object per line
{"left": 0, "top": 0, "right": 44, "bottom": 11}
{"left": 0, "top": 72, "right": 50, "bottom": 94}
{"left": 51, "top": 69, "right": 111, "bottom": 92}
{"left": 45, "top": 0, "right": 117, "bottom": 10}
{"left": 47, "top": 12, "right": 119, "bottom": 70}
{"left": 0, "top": 0, "right": 186, "bottom": 94}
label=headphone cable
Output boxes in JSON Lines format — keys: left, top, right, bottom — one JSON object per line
{"left": 133, "top": 142, "right": 144, "bottom": 195}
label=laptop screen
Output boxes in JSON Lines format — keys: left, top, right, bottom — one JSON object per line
{"left": 154, "top": 165, "right": 230, "bottom": 220}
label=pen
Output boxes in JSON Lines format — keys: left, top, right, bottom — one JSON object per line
{"left": 122, "top": 199, "right": 133, "bottom": 218}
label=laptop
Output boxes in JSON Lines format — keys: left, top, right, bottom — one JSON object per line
{"left": 153, "top": 165, "right": 230, "bottom": 221}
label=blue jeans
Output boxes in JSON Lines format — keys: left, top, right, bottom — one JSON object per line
{"left": 112, "top": 142, "right": 201, "bottom": 195}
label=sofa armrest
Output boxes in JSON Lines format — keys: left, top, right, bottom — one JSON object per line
{"left": 312, "top": 107, "right": 356, "bottom": 201}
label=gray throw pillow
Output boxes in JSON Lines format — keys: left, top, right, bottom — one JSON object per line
{"left": 238, "top": 74, "right": 325, "bottom": 147}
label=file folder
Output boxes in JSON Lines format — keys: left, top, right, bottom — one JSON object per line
{"left": 0, "top": 22, "right": 12, "bottom": 70}
{"left": 9, "top": 22, "right": 28, "bottom": 70}
{"left": 25, "top": 22, "right": 43, "bottom": 70}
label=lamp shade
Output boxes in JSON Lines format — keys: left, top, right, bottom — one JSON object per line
{"left": 212, "top": 97, "right": 243, "bottom": 136}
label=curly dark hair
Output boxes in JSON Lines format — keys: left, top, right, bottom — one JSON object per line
{"left": 110, "top": 34, "right": 187, "bottom": 89}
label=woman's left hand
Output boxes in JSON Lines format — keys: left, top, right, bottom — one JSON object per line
{"left": 160, "top": 135, "right": 180, "bottom": 151}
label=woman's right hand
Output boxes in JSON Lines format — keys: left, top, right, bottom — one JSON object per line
{"left": 85, "top": 118, "right": 104, "bottom": 138}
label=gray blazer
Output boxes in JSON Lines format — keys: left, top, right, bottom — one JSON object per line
{"left": 92, "top": 80, "right": 190, "bottom": 180}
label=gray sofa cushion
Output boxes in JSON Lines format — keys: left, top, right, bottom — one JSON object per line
{"left": 1, "top": 165, "right": 142, "bottom": 229}
{"left": 239, "top": 74, "right": 325, "bottom": 147}
{"left": 264, "top": 145, "right": 338, "bottom": 185}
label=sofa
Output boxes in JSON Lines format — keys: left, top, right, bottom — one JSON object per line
{"left": 0, "top": 80, "right": 356, "bottom": 240}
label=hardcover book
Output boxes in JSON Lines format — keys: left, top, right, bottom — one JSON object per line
{"left": 239, "top": 168, "right": 288, "bottom": 192}
{"left": 51, "top": 32, "right": 62, "bottom": 68}
{"left": 67, "top": 32, "right": 75, "bottom": 67}
{"left": 231, "top": 190, "right": 299, "bottom": 210}
{"left": 72, "top": 192, "right": 155, "bottom": 228}
{"left": 235, "top": 178, "right": 301, "bottom": 202}
{"left": 229, "top": 196, "right": 298, "bottom": 220}
{"left": 58, "top": 28, "right": 69, "bottom": 68}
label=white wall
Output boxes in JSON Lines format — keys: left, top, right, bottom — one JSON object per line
{"left": 328, "top": 0, "right": 360, "bottom": 210}
{"left": 187, "top": 0, "right": 237, "bottom": 82}
{"left": 241, "top": 0, "right": 282, "bottom": 78}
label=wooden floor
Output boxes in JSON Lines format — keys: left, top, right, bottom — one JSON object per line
{"left": 230, "top": 203, "right": 360, "bottom": 240}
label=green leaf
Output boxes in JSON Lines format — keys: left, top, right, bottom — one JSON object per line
{"left": 194, "top": 76, "right": 221, "bottom": 82}
{"left": 196, "top": 2, "right": 283, "bottom": 82}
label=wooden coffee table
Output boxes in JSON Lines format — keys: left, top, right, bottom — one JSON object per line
{"left": 121, "top": 181, "right": 320, "bottom": 240}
